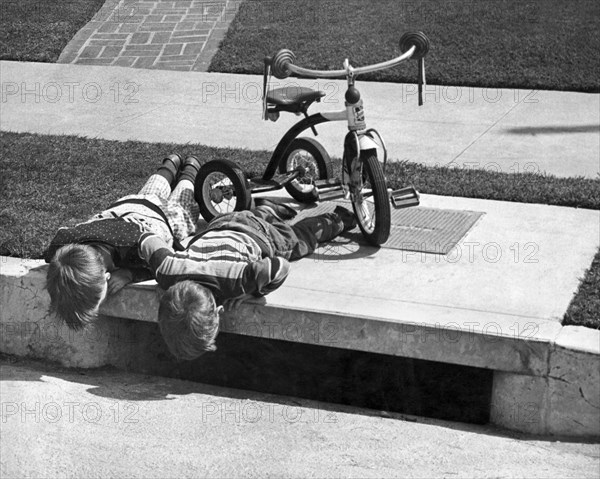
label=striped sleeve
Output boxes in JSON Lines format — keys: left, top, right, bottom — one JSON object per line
{"left": 138, "top": 232, "right": 173, "bottom": 275}
{"left": 246, "top": 256, "right": 291, "bottom": 297}
{"left": 139, "top": 232, "right": 290, "bottom": 300}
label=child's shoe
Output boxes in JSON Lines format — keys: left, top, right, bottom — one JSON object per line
{"left": 159, "top": 153, "right": 183, "bottom": 187}
{"left": 333, "top": 205, "right": 357, "bottom": 231}
{"left": 179, "top": 156, "right": 201, "bottom": 184}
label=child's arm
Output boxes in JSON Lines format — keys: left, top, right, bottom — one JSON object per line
{"left": 138, "top": 233, "right": 291, "bottom": 299}
{"left": 106, "top": 267, "right": 153, "bottom": 296}
{"left": 245, "top": 256, "right": 290, "bottom": 297}
{"left": 129, "top": 267, "right": 154, "bottom": 283}
{"left": 223, "top": 293, "right": 256, "bottom": 311}
{"left": 222, "top": 256, "right": 290, "bottom": 310}
{"left": 107, "top": 268, "right": 133, "bottom": 296}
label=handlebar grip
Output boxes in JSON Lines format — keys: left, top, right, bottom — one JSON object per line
{"left": 399, "top": 31, "right": 430, "bottom": 59}
{"left": 271, "top": 49, "right": 296, "bottom": 79}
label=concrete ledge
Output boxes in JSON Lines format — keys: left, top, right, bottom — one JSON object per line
{"left": 0, "top": 256, "right": 562, "bottom": 375}
{"left": 1, "top": 256, "right": 599, "bottom": 437}
{"left": 0, "top": 258, "right": 123, "bottom": 368}
{"left": 1, "top": 195, "right": 599, "bottom": 437}
{"left": 491, "top": 326, "right": 600, "bottom": 437}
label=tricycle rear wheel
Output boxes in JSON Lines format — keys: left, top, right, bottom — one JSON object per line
{"left": 194, "top": 159, "right": 250, "bottom": 222}
{"left": 279, "top": 137, "right": 332, "bottom": 203}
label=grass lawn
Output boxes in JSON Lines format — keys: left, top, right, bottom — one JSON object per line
{"left": 0, "top": 1, "right": 598, "bottom": 331}
{"left": 1, "top": 131, "right": 599, "bottom": 329}
{"left": 210, "top": 0, "right": 600, "bottom": 92}
{"left": 0, "top": 0, "right": 105, "bottom": 62}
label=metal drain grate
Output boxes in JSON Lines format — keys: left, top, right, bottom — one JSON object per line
{"left": 291, "top": 201, "right": 484, "bottom": 254}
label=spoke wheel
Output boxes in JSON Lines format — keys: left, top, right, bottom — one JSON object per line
{"left": 279, "top": 137, "right": 332, "bottom": 203}
{"left": 195, "top": 160, "right": 250, "bottom": 222}
{"left": 351, "top": 151, "right": 391, "bottom": 246}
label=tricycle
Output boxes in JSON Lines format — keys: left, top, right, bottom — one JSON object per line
{"left": 194, "top": 31, "right": 430, "bottom": 246}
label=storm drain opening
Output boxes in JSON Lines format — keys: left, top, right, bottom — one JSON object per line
{"left": 176, "top": 333, "right": 493, "bottom": 425}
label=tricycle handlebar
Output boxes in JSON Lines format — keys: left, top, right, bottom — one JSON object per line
{"left": 269, "top": 31, "right": 429, "bottom": 80}
{"left": 286, "top": 45, "right": 416, "bottom": 79}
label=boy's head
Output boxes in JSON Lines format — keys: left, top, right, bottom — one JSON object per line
{"left": 158, "top": 280, "right": 221, "bottom": 361}
{"left": 46, "top": 244, "right": 109, "bottom": 330}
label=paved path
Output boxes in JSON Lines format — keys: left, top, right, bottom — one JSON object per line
{"left": 58, "top": 0, "right": 242, "bottom": 72}
{"left": 2, "top": 357, "right": 598, "bottom": 479}
{"left": 1, "top": 61, "right": 598, "bottom": 178}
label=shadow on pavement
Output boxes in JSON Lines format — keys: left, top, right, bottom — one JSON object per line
{"left": 506, "top": 125, "right": 600, "bottom": 135}
{"left": 4, "top": 352, "right": 596, "bottom": 444}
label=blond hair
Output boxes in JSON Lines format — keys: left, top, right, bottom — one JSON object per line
{"left": 158, "top": 280, "right": 219, "bottom": 361}
{"left": 46, "top": 244, "right": 106, "bottom": 330}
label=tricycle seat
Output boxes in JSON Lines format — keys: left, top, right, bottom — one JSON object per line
{"left": 267, "top": 87, "right": 325, "bottom": 113}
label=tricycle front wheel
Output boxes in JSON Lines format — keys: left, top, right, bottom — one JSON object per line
{"left": 194, "top": 159, "right": 250, "bottom": 222}
{"left": 279, "top": 137, "right": 332, "bottom": 203}
{"left": 351, "top": 151, "right": 391, "bottom": 246}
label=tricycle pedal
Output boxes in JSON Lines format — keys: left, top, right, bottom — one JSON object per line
{"left": 390, "top": 186, "right": 420, "bottom": 209}
{"left": 314, "top": 178, "right": 342, "bottom": 188}
{"left": 317, "top": 185, "right": 345, "bottom": 201}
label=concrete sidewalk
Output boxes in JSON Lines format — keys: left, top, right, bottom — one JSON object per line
{"left": 1, "top": 61, "right": 598, "bottom": 178}
{"left": 2, "top": 356, "right": 599, "bottom": 479}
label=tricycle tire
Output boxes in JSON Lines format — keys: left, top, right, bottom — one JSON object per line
{"left": 194, "top": 159, "right": 250, "bottom": 222}
{"left": 351, "top": 151, "right": 391, "bottom": 246}
{"left": 279, "top": 137, "right": 332, "bottom": 203}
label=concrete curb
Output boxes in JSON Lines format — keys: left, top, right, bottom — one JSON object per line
{"left": 1, "top": 252, "right": 598, "bottom": 438}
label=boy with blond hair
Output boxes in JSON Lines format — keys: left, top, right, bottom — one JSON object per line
{"left": 45, "top": 154, "right": 201, "bottom": 330}
{"left": 139, "top": 201, "right": 356, "bottom": 360}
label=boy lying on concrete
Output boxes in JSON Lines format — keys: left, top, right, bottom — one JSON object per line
{"left": 140, "top": 201, "right": 356, "bottom": 361}
{"left": 45, "top": 154, "right": 201, "bottom": 330}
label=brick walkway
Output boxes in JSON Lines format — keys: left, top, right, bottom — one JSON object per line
{"left": 58, "top": 0, "right": 242, "bottom": 71}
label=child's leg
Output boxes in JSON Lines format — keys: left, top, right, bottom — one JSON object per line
{"left": 169, "top": 179, "right": 200, "bottom": 227}
{"left": 162, "top": 157, "right": 202, "bottom": 240}
{"left": 258, "top": 212, "right": 345, "bottom": 260}
{"left": 137, "top": 174, "right": 172, "bottom": 200}
{"left": 137, "top": 155, "right": 181, "bottom": 199}
{"left": 287, "top": 213, "right": 345, "bottom": 260}
{"left": 162, "top": 180, "right": 199, "bottom": 240}
{"left": 169, "top": 158, "right": 200, "bottom": 213}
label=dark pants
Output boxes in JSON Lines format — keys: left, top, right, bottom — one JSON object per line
{"left": 204, "top": 207, "right": 344, "bottom": 261}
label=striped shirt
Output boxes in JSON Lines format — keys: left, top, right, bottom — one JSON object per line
{"left": 139, "top": 230, "right": 291, "bottom": 301}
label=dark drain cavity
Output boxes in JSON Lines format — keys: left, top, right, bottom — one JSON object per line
{"left": 173, "top": 332, "right": 493, "bottom": 425}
